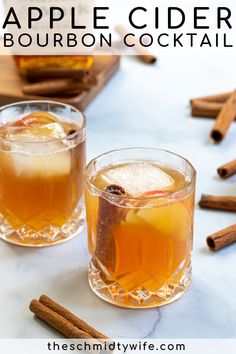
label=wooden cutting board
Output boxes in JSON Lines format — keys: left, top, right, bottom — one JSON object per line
{"left": 0, "top": 55, "right": 120, "bottom": 111}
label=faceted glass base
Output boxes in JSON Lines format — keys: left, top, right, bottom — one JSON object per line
{"left": 0, "top": 206, "right": 85, "bottom": 248}
{"left": 88, "top": 261, "right": 191, "bottom": 308}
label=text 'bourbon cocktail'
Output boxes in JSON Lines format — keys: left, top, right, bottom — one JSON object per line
{"left": 0, "top": 101, "right": 86, "bottom": 247}
{"left": 85, "top": 148, "right": 196, "bottom": 308}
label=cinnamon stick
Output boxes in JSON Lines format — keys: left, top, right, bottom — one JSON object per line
{"left": 39, "top": 295, "right": 108, "bottom": 339}
{"left": 191, "top": 91, "right": 232, "bottom": 105}
{"left": 191, "top": 100, "right": 223, "bottom": 118}
{"left": 206, "top": 224, "right": 236, "bottom": 251}
{"left": 199, "top": 194, "right": 236, "bottom": 212}
{"left": 94, "top": 185, "right": 126, "bottom": 274}
{"left": 25, "top": 67, "right": 89, "bottom": 82}
{"left": 217, "top": 159, "right": 236, "bottom": 179}
{"left": 22, "top": 79, "right": 93, "bottom": 97}
{"left": 29, "top": 299, "right": 94, "bottom": 339}
{"left": 115, "top": 25, "right": 157, "bottom": 64}
{"left": 210, "top": 90, "right": 236, "bottom": 143}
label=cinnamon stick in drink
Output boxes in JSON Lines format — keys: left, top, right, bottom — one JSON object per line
{"left": 207, "top": 224, "right": 236, "bottom": 251}
{"left": 210, "top": 90, "right": 236, "bottom": 143}
{"left": 29, "top": 300, "right": 94, "bottom": 339}
{"left": 199, "top": 195, "right": 236, "bottom": 212}
{"left": 39, "top": 295, "right": 108, "bottom": 339}
{"left": 94, "top": 185, "right": 126, "bottom": 273}
{"left": 217, "top": 159, "right": 236, "bottom": 179}
{"left": 115, "top": 25, "right": 157, "bottom": 64}
{"left": 191, "top": 100, "right": 223, "bottom": 118}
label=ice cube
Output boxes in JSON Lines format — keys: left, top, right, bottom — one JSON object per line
{"left": 4, "top": 111, "right": 67, "bottom": 143}
{"left": 101, "top": 162, "right": 174, "bottom": 196}
{"left": 8, "top": 148, "right": 71, "bottom": 178}
{"left": 7, "top": 122, "right": 66, "bottom": 142}
{"left": 1, "top": 113, "right": 70, "bottom": 174}
{"left": 6, "top": 118, "right": 68, "bottom": 157}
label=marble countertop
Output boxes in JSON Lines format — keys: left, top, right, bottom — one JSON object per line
{"left": 1, "top": 54, "right": 236, "bottom": 339}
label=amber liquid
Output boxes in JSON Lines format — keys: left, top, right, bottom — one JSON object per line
{"left": 14, "top": 55, "right": 94, "bottom": 76}
{"left": 0, "top": 115, "right": 86, "bottom": 246}
{"left": 85, "top": 162, "right": 195, "bottom": 307}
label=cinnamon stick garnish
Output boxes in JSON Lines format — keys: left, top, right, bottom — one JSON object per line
{"left": 25, "top": 67, "right": 89, "bottom": 82}
{"left": 30, "top": 299, "right": 94, "bottom": 339}
{"left": 191, "top": 100, "right": 223, "bottom": 118}
{"left": 199, "top": 194, "right": 236, "bottom": 212}
{"left": 191, "top": 91, "right": 232, "bottom": 105}
{"left": 115, "top": 25, "right": 157, "bottom": 64}
{"left": 217, "top": 159, "right": 236, "bottom": 179}
{"left": 207, "top": 224, "right": 236, "bottom": 251}
{"left": 94, "top": 185, "right": 126, "bottom": 275}
{"left": 210, "top": 90, "right": 236, "bottom": 143}
{"left": 39, "top": 295, "right": 108, "bottom": 339}
{"left": 23, "top": 78, "right": 93, "bottom": 97}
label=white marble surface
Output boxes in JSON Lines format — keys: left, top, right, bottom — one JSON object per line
{"left": 1, "top": 54, "right": 236, "bottom": 338}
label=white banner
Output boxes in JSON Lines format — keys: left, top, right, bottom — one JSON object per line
{"left": 0, "top": 0, "right": 236, "bottom": 55}
{"left": 1, "top": 339, "right": 236, "bottom": 354}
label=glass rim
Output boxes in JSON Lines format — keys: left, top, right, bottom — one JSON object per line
{"left": 0, "top": 100, "right": 86, "bottom": 144}
{"left": 84, "top": 147, "right": 196, "bottom": 202}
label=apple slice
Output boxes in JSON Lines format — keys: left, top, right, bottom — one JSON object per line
{"left": 139, "top": 190, "right": 170, "bottom": 198}
{"left": 137, "top": 202, "right": 189, "bottom": 240}
{"left": 13, "top": 112, "right": 57, "bottom": 127}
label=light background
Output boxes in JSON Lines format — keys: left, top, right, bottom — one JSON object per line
{"left": 1, "top": 0, "right": 236, "bottom": 340}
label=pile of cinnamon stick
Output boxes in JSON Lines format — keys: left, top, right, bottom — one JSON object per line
{"left": 191, "top": 90, "right": 236, "bottom": 143}
{"left": 191, "top": 90, "right": 236, "bottom": 250}
{"left": 21, "top": 67, "right": 97, "bottom": 98}
{"left": 199, "top": 158, "right": 236, "bottom": 251}
{"left": 30, "top": 295, "right": 109, "bottom": 340}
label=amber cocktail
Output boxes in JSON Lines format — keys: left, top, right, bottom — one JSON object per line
{"left": 85, "top": 148, "right": 196, "bottom": 308}
{"left": 0, "top": 101, "right": 86, "bottom": 247}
